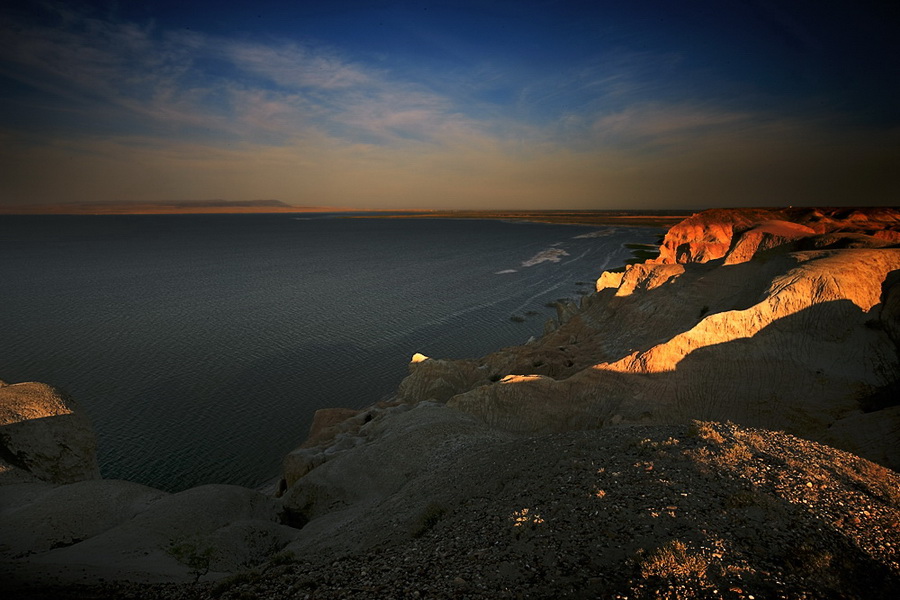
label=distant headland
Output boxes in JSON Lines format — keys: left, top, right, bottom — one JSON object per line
{"left": 0, "top": 199, "right": 333, "bottom": 215}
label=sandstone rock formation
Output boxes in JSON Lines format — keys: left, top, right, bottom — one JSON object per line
{"left": 453, "top": 244, "right": 900, "bottom": 471}
{"left": 653, "top": 207, "right": 900, "bottom": 265}
{"left": 395, "top": 353, "right": 488, "bottom": 404}
{"left": 0, "top": 381, "right": 101, "bottom": 484}
{"left": 280, "top": 208, "right": 900, "bottom": 497}
{"left": 654, "top": 207, "right": 779, "bottom": 264}
{"left": 264, "top": 209, "right": 900, "bottom": 585}
{"left": 721, "top": 219, "right": 816, "bottom": 264}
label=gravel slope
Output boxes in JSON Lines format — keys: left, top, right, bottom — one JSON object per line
{"left": 18, "top": 421, "right": 897, "bottom": 600}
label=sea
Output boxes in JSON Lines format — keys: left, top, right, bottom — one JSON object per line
{"left": 0, "top": 214, "right": 661, "bottom": 492}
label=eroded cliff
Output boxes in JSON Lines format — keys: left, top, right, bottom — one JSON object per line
{"left": 291, "top": 209, "right": 899, "bottom": 476}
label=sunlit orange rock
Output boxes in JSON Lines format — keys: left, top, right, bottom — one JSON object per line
{"left": 722, "top": 220, "right": 816, "bottom": 264}
{"left": 653, "top": 208, "right": 779, "bottom": 264}
{"left": 653, "top": 207, "right": 900, "bottom": 265}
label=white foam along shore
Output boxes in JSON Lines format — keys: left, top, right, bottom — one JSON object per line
{"left": 520, "top": 247, "right": 570, "bottom": 266}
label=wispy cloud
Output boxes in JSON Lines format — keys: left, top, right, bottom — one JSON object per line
{"left": 0, "top": 2, "right": 894, "bottom": 208}
{"left": 228, "top": 41, "right": 372, "bottom": 90}
{"left": 0, "top": 5, "right": 493, "bottom": 149}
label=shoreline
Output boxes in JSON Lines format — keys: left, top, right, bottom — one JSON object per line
{"left": 342, "top": 209, "right": 692, "bottom": 228}
{"left": 1, "top": 212, "right": 664, "bottom": 495}
{"left": 0, "top": 206, "right": 694, "bottom": 227}
{"left": 245, "top": 220, "right": 665, "bottom": 493}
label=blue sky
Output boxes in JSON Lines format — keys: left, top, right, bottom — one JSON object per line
{"left": 1, "top": 0, "right": 897, "bottom": 209}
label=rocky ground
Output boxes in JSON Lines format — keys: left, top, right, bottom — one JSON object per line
{"left": 14, "top": 421, "right": 898, "bottom": 600}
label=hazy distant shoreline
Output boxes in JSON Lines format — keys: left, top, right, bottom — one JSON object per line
{"left": 346, "top": 209, "right": 692, "bottom": 228}
{"left": 0, "top": 200, "right": 334, "bottom": 215}
{"left": 0, "top": 201, "right": 693, "bottom": 227}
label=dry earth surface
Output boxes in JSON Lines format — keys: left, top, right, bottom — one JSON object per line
{"left": 13, "top": 422, "right": 900, "bottom": 599}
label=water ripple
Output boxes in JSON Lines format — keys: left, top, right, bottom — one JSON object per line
{"left": 0, "top": 215, "right": 662, "bottom": 491}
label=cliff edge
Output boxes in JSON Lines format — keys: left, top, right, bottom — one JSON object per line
{"left": 271, "top": 207, "right": 900, "bottom": 598}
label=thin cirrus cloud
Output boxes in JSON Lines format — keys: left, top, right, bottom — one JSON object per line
{"left": 228, "top": 42, "right": 372, "bottom": 91}
{"left": 0, "top": 2, "right": 895, "bottom": 208}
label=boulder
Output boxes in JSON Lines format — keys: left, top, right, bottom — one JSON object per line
{"left": 722, "top": 220, "right": 816, "bottom": 264}
{"left": 281, "top": 403, "right": 508, "bottom": 555}
{"left": 0, "top": 382, "right": 100, "bottom": 484}
{"left": 395, "top": 354, "right": 488, "bottom": 404}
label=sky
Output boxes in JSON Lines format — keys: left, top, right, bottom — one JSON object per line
{"left": 0, "top": 0, "right": 897, "bottom": 210}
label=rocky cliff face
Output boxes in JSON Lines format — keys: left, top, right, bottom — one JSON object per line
{"left": 440, "top": 211, "right": 900, "bottom": 471}
{"left": 653, "top": 207, "right": 900, "bottom": 265}
{"left": 268, "top": 210, "right": 899, "bottom": 573}
{"left": 447, "top": 247, "right": 900, "bottom": 465}
{"left": 281, "top": 208, "right": 900, "bottom": 505}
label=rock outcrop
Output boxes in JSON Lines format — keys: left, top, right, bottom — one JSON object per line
{"left": 0, "top": 381, "right": 100, "bottom": 484}
{"left": 722, "top": 219, "right": 816, "bottom": 264}
{"left": 654, "top": 207, "right": 779, "bottom": 264}
{"left": 395, "top": 353, "right": 489, "bottom": 404}
{"left": 451, "top": 248, "right": 900, "bottom": 447}
{"left": 653, "top": 207, "right": 900, "bottom": 265}
{"left": 263, "top": 210, "right": 900, "bottom": 590}
{"left": 0, "top": 383, "right": 301, "bottom": 588}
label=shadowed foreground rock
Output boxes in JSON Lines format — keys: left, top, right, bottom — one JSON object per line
{"left": 221, "top": 422, "right": 900, "bottom": 600}
{"left": 21, "top": 421, "right": 900, "bottom": 599}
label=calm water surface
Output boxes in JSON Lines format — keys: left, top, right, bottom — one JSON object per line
{"left": 0, "top": 214, "right": 660, "bottom": 491}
